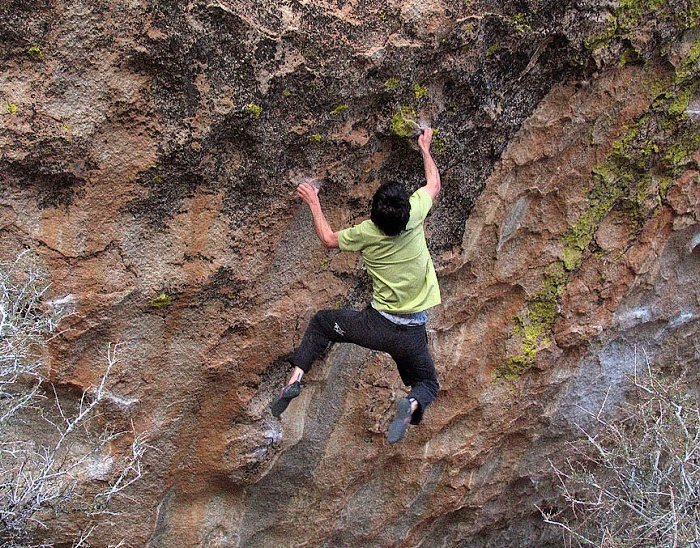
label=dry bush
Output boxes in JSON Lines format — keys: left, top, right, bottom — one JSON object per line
{"left": 0, "top": 252, "right": 147, "bottom": 546}
{"left": 540, "top": 358, "right": 700, "bottom": 547}
{"left": 0, "top": 251, "right": 68, "bottom": 421}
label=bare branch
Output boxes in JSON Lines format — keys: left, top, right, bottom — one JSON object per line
{"left": 0, "top": 253, "right": 147, "bottom": 545}
{"left": 542, "top": 350, "right": 700, "bottom": 546}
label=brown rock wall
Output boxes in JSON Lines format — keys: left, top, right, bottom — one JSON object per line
{"left": 1, "top": 0, "right": 698, "bottom": 545}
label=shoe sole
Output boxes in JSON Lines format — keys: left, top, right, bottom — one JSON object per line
{"left": 387, "top": 398, "right": 413, "bottom": 444}
{"left": 270, "top": 382, "right": 301, "bottom": 418}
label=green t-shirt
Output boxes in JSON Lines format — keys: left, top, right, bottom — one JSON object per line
{"left": 338, "top": 188, "right": 441, "bottom": 314}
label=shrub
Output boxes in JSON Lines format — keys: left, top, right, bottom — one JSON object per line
{"left": 540, "top": 360, "right": 700, "bottom": 546}
{"left": 0, "top": 252, "right": 147, "bottom": 546}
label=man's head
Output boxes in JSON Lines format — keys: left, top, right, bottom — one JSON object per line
{"left": 371, "top": 182, "right": 410, "bottom": 236}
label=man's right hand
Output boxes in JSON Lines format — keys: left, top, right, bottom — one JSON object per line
{"left": 297, "top": 182, "right": 321, "bottom": 208}
{"left": 296, "top": 181, "right": 340, "bottom": 248}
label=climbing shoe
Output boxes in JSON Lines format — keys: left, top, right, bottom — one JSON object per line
{"left": 270, "top": 381, "right": 302, "bottom": 418}
{"left": 387, "top": 397, "right": 414, "bottom": 444}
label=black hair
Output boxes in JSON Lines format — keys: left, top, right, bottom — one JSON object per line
{"left": 370, "top": 182, "right": 410, "bottom": 236}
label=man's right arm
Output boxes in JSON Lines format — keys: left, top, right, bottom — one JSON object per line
{"left": 418, "top": 127, "right": 441, "bottom": 201}
{"left": 297, "top": 182, "right": 340, "bottom": 248}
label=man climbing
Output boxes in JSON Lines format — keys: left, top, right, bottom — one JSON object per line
{"left": 271, "top": 127, "right": 442, "bottom": 444}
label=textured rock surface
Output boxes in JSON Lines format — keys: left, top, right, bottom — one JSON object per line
{"left": 1, "top": 0, "right": 698, "bottom": 545}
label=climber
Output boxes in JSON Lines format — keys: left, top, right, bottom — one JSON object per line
{"left": 271, "top": 127, "right": 442, "bottom": 444}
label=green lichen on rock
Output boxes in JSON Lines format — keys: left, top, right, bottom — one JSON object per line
{"left": 501, "top": 329, "right": 539, "bottom": 378}
{"left": 309, "top": 133, "right": 322, "bottom": 144}
{"left": 28, "top": 45, "right": 44, "bottom": 60}
{"left": 516, "top": 81, "right": 700, "bottom": 377}
{"left": 384, "top": 77, "right": 399, "bottom": 91}
{"left": 664, "top": 131, "right": 700, "bottom": 169}
{"left": 150, "top": 293, "right": 172, "bottom": 308}
{"left": 502, "top": 1, "right": 700, "bottom": 377}
{"left": 561, "top": 73, "right": 699, "bottom": 275}
{"left": 619, "top": 45, "right": 642, "bottom": 66}
{"left": 498, "top": 264, "right": 566, "bottom": 378}
{"left": 413, "top": 84, "right": 427, "bottom": 99}
{"left": 667, "top": 87, "right": 692, "bottom": 118}
{"left": 5, "top": 103, "right": 17, "bottom": 115}
{"left": 504, "top": 79, "right": 699, "bottom": 375}
{"left": 331, "top": 104, "right": 348, "bottom": 115}
{"left": 245, "top": 103, "right": 262, "bottom": 118}
{"left": 390, "top": 106, "right": 419, "bottom": 137}
{"left": 676, "top": 33, "right": 700, "bottom": 80}
{"left": 584, "top": 14, "right": 618, "bottom": 51}
{"left": 512, "top": 13, "right": 532, "bottom": 34}
{"left": 431, "top": 129, "right": 447, "bottom": 156}
{"left": 587, "top": 0, "right": 700, "bottom": 53}
{"left": 618, "top": 0, "right": 699, "bottom": 29}
{"left": 560, "top": 164, "right": 623, "bottom": 272}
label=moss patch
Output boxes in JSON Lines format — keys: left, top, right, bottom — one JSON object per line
{"left": 499, "top": 0, "right": 700, "bottom": 378}
{"left": 587, "top": 0, "right": 700, "bottom": 53}
{"left": 413, "top": 84, "right": 428, "bottom": 99}
{"left": 245, "top": 103, "right": 262, "bottom": 118}
{"left": 384, "top": 77, "right": 399, "bottom": 91}
{"left": 499, "top": 264, "right": 566, "bottom": 378}
{"left": 431, "top": 129, "right": 447, "bottom": 156}
{"left": 150, "top": 293, "right": 172, "bottom": 308}
{"left": 390, "top": 106, "right": 419, "bottom": 137}
{"left": 563, "top": 78, "right": 700, "bottom": 272}
{"left": 28, "top": 45, "right": 44, "bottom": 60}
{"left": 512, "top": 13, "right": 532, "bottom": 34}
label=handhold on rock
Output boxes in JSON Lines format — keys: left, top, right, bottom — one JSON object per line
{"left": 689, "top": 231, "right": 700, "bottom": 255}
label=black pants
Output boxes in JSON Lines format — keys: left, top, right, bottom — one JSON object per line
{"left": 288, "top": 306, "right": 439, "bottom": 424}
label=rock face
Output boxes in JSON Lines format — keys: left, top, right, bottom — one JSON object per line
{"left": 1, "top": 0, "right": 698, "bottom": 545}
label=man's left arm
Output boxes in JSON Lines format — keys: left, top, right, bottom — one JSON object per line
{"left": 297, "top": 182, "right": 340, "bottom": 248}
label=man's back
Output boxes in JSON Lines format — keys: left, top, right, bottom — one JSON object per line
{"left": 338, "top": 188, "right": 441, "bottom": 314}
